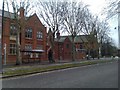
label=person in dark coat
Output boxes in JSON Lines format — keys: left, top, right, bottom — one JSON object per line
{"left": 48, "top": 49, "right": 52, "bottom": 63}
{"left": 48, "top": 49, "right": 55, "bottom": 63}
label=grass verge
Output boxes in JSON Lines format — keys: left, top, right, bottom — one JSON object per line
{"left": 2, "top": 59, "right": 117, "bottom": 78}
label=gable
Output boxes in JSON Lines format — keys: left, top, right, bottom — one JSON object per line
{"left": 64, "top": 37, "right": 71, "bottom": 43}
{"left": 27, "top": 13, "right": 45, "bottom": 28}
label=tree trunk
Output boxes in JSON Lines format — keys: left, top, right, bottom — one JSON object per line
{"left": 16, "top": 29, "right": 21, "bottom": 65}
{"left": 72, "top": 36, "right": 75, "bottom": 61}
{"left": 48, "top": 30, "right": 55, "bottom": 62}
{"left": 51, "top": 32, "right": 55, "bottom": 61}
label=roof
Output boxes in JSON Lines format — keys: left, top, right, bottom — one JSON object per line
{"left": 0, "top": 9, "right": 15, "bottom": 19}
{"left": 70, "top": 35, "right": 89, "bottom": 43}
{"left": 0, "top": 9, "right": 31, "bottom": 20}
{"left": 55, "top": 36, "right": 71, "bottom": 43}
{"left": 55, "top": 35, "right": 89, "bottom": 43}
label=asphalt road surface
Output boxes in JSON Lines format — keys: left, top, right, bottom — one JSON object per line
{"left": 2, "top": 61, "right": 118, "bottom": 88}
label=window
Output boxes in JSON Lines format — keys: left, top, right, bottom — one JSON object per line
{"left": 37, "top": 31, "right": 43, "bottom": 39}
{"left": 66, "top": 44, "right": 69, "bottom": 49}
{"left": 36, "top": 53, "right": 39, "bottom": 58}
{"left": 10, "top": 24, "right": 17, "bottom": 36}
{"left": 24, "top": 44, "right": 32, "bottom": 55}
{"left": 25, "top": 44, "right": 32, "bottom": 50}
{"left": 25, "top": 28, "right": 32, "bottom": 38}
{"left": 9, "top": 43, "right": 16, "bottom": 55}
{"left": 80, "top": 44, "right": 83, "bottom": 49}
{"left": 36, "top": 45, "right": 43, "bottom": 50}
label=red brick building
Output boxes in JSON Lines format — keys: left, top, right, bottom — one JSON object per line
{"left": 0, "top": 8, "right": 99, "bottom": 64}
{"left": 1, "top": 8, "right": 47, "bottom": 64}
{"left": 54, "top": 36, "right": 72, "bottom": 60}
{"left": 54, "top": 35, "right": 99, "bottom": 61}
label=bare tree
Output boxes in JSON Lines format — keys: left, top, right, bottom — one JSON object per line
{"left": 60, "top": 1, "right": 89, "bottom": 61}
{"left": 8, "top": 0, "right": 33, "bottom": 65}
{"left": 36, "top": 0, "right": 63, "bottom": 61}
{"left": 60, "top": 1, "right": 111, "bottom": 59}
{"left": 101, "top": 0, "right": 119, "bottom": 20}
{"left": 81, "top": 9, "right": 111, "bottom": 58}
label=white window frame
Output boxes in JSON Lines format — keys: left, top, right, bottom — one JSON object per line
{"left": 9, "top": 43, "right": 16, "bottom": 55}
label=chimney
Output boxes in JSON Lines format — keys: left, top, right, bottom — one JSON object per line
{"left": 56, "top": 31, "right": 60, "bottom": 40}
{"left": 19, "top": 7, "right": 25, "bottom": 18}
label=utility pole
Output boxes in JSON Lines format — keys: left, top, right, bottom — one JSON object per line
{"left": 118, "top": 1, "right": 120, "bottom": 57}
{"left": 0, "top": 0, "right": 5, "bottom": 71}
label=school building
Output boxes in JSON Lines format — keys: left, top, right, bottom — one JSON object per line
{"left": 0, "top": 8, "right": 99, "bottom": 64}
{"left": 0, "top": 7, "right": 47, "bottom": 64}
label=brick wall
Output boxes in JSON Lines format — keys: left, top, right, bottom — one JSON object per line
{"left": 2, "top": 9, "right": 47, "bottom": 64}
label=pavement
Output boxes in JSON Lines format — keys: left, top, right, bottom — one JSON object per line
{"left": 1, "top": 57, "right": 117, "bottom": 78}
{"left": 2, "top": 59, "right": 84, "bottom": 72}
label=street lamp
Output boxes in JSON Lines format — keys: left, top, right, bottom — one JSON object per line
{"left": 118, "top": 1, "right": 120, "bottom": 57}
{"left": 114, "top": 27, "right": 120, "bottom": 57}
{"left": 99, "top": 36, "right": 103, "bottom": 58}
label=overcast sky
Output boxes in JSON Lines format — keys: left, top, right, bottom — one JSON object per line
{"left": 0, "top": 0, "right": 118, "bottom": 47}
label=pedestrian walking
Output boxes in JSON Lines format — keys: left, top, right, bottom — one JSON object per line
{"left": 48, "top": 48, "right": 55, "bottom": 63}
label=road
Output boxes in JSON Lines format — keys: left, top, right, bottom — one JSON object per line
{"left": 2, "top": 61, "right": 118, "bottom": 88}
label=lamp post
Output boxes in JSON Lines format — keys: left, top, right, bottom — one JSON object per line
{"left": 118, "top": 1, "right": 120, "bottom": 57}
{"left": 99, "top": 36, "right": 103, "bottom": 58}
